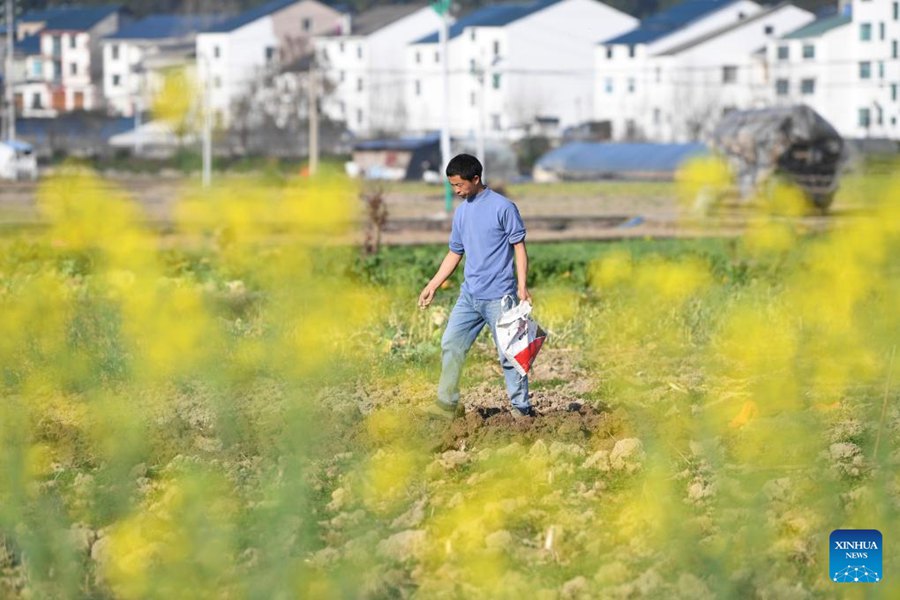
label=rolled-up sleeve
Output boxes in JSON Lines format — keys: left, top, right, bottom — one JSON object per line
{"left": 503, "top": 204, "right": 526, "bottom": 244}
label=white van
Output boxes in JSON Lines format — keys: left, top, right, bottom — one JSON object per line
{"left": 0, "top": 140, "right": 39, "bottom": 181}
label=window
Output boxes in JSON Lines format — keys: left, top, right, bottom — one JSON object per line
{"left": 265, "top": 47, "right": 275, "bottom": 63}
{"left": 434, "top": 51, "right": 439, "bottom": 63}
{"left": 722, "top": 65, "right": 737, "bottom": 83}
{"left": 877, "top": 105, "right": 883, "bottom": 125}
{"left": 32, "top": 93, "right": 43, "bottom": 109}
{"left": 69, "top": 34, "right": 76, "bottom": 49}
{"left": 859, "top": 61, "right": 871, "bottom": 79}
{"left": 357, "top": 45, "right": 362, "bottom": 59}
{"left": 655, "top": 67, "right": 661, "bottom": 83}
{"left": 880, "top": 22, "right": 886, "bottom": 40}
{"left": 30, "top": 59, "right": 42, "bottom": 78}
{"left": 339, "top": 41, "right": 344, "bottom": 53}
{"left": 893, "top": 40, "right": 898, "bottom": 58}
{"left": 606, "top": 46, "right": 613, "bottom": 59}
{"left": 469, "top": 58, "right": 476, "bottom": 72}
{"left": 892, "top": 83, "right": 898, "bottom": 101}
{"left": 491, "top": 114, "right": 500, "bottom": 130}
{"left": 605, "top": 78, "right": 613, "bottom": 93}
{"left": 800, "top": 78, "right": 815, "bottom": 95}
{"left": 628, "top": 45, "right": 636, "bottom": 58}
{"left": 859, "top": 108, "right": 870, "bottom": 127}
{"left": 802, "top": 44, "right": 815, "bottom": 59}
{"left": 775, "top": 79, "right": 789, "bottom": 95}
{"left": 112, "top": 74, "right": 120, "bottom": 87}
{"left": 70, "top": 63, "right": 77, "bottom": 76}
{"left": 470, "top": 91, "right": 476, "bottom": 106}
{"left": 860, "top": 23, "right": 872, "bottom": 41}
{"left": 493, "top": 41, "right": 500, "bottom": 56}
{"left": 303, "top": 18, "right": 312, "bottom": 32}
{"left": 415, "top": 51, "right": 421, "bottom": 64}
{"left": 111, "top": 44, "right": 119, "bottom": 60}
{"left": 470, "top": 29, "right": 475, "bottom": 42}
{"left": 339, "top": 71, "right": 345, "bottom": 83}
{"left": 213, "top": 45, "right": 220, "bottom": 59}
{"left": 52, "top": 35, "right": 61, "bottom": 56}
{"left": 357, "top": 78, "right": 363, "bottom": 92}
{"left": 356, "top": 108, "right": 363, "bottom": 125}
{"left": 895, "top": 2, "right": 899, "bottom": 20}
{"left": 653, "top": 108, "right": 661, "bottom": 125}
{"left": 415, "top": 80, "right": 421, "bottom": 96}
{"left": 879, "top": 61, "right": 885, "bottom": 78}
{"left": 764, "top": 25, "right": 774, "bottom": 35}
{"left": 627, "top": 77, "right": 635, "bottom": 93}
{"left": 492, "top": 74, "right": 500, "bottom": 89}
{"left": 777, "top": 45, "right": 789, "bottom": 60}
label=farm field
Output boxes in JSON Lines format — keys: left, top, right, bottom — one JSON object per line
{"left": 0, "top": 165, "right": 898, "bottom": 598}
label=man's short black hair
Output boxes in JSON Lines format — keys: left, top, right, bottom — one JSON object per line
{"left": 446, "top": 154, "right": 483, "bottom": 181}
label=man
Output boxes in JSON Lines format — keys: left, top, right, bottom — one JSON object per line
{"left": 418, "top": 154, "right": 534, "bottom": 419}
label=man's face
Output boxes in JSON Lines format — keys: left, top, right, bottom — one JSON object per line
{"left": 448, "top": 174, "right": 481, "bottom": 199}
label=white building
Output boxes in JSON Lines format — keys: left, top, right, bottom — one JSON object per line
{"left": 650, "top": 3, "right": 815, "bottom": 141}
{"left": 768, "top": 1, "right": 900, "bottom": 139}
{"left": 195, "top": 0, "right": 349, "bottom": 124}
{"left": 102, "top": 15, "right": 226, "bottom": 117}
{"left": 405, "top": 0, "right": 637, "bottom": 141}
{"left": 12, "top": 6, "right": 122, "bottom": 117}
{"left": 595, "top": 0, "right": 770, "bottom": 141}
{"left": 314, "top": 4, "right": 442, "bottom": 137}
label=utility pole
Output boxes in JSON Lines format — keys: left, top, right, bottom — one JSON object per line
{"left": 202, "top": 56, "right": 212, "bottom": 187}
{"left": 308, "top": 58, "right": 318, "bottom": 176}
{"left": 4, "top": 0, "right": 16, "bottom": 141}
{"left": 475, "top": 61, "right": 485, "bottom": 179}
{"left": 431, "top": 0, "right": 452, "bottom": 214}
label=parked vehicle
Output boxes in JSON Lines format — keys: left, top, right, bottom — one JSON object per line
{"left": 0, "top": 140, "right": 39, "bottom": 181}
{"left": 709, "top": 105, "right": 845, "bottom": 211}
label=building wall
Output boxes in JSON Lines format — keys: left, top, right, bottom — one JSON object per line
{"left": 103, "top": 40, "right": 144, "bottom": 116}
{"left": 766, "top": 0, "right": 900, "bottom": 140}
{"left": 594, "top": 0, "right": 762, "bottom": 140}
{"left": 197, "top": 19, "right": 277, "bottom": 122}
{"left": 406, "top": 0, "right": 636, "bottom": 140}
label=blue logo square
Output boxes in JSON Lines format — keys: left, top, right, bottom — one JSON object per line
{"left": 830, "top": 529, "right": 882, "bottom": 583}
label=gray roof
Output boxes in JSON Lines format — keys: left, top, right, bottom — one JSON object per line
{"left": 782, "top": 12, "right": 850, "bottom": 39}
{"left": 205, "top": 0, "right": 348, "bottom": 34}
{"left": 106, "top": 14, "right": 229, "bottom": 40}
{"left": 350, "top": 3, "right": 427, "bottom": 36}
{"left": 21, "top": 5, "right": 121, "bottom": 31}
{"left": 602, "top": 0, "right": 737, "bottom": 46}
{"left": 659, "top": 2, "right": 792, "bottom": 56}
{"left": 415, "top": 0, "right": 561, "bottom": 45}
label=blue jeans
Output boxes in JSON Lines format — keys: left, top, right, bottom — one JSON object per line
{"left": 438, "top": 291, "right": 530, "bottom": 411}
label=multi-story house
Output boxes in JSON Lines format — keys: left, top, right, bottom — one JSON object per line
{"left": 595, "top": 0, "right": 767, "bottom": 140}
{"left": 405, "top": 0, "right": 637, "bottom": 141}
{"left": 12, "top": 6, "right": 122, "bottom": 117}
{"left": 195, "top": 0, "right": 350, "bottom": 124}
{"left": 314, "top": 4, "right": 442, "bottom": 137}
{"left": 641, "top": 3, "right": 815, "bottom": 141}
{"left": 769, "top": 1, "right": 900, "bottom": 139}
{"left": 103, "top": 14, "right": 226, "bottom": 117}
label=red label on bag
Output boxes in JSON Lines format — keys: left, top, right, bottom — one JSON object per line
{"left": 514, "top": 333, "right": 546, "bottom": 374}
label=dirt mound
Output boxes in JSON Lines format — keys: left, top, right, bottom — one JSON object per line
{"left": 432, "top": 401, "right": 620, "bottom": 452}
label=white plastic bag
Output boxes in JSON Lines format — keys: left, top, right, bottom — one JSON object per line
{"left": 496, "top": 295, "right": 548, "bottom": 377}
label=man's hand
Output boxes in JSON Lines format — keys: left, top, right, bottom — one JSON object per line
{"left": 518, "top": 286, "right": 532, "bottom": 304}
{"left": 418, "top": 285, "right": 436, "bottom": 309}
